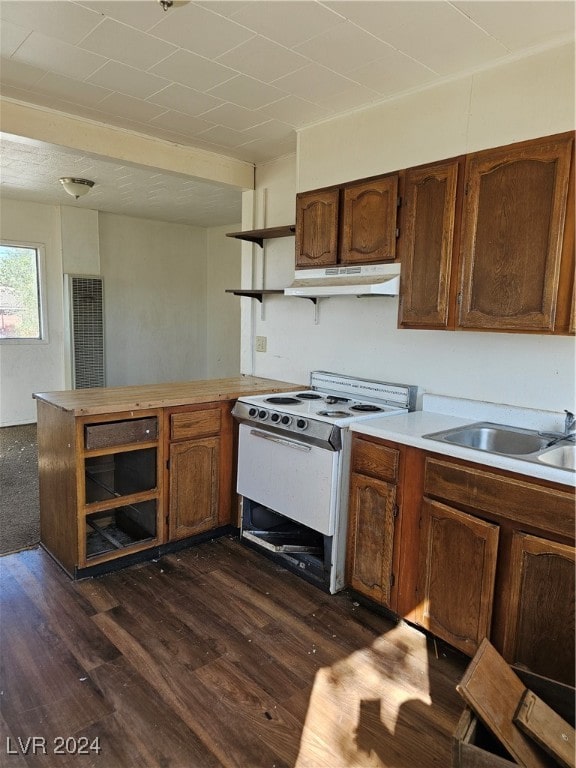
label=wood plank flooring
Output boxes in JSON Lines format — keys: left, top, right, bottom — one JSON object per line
{"left": 0, "top": 537, "right": 468, "bottom": 767}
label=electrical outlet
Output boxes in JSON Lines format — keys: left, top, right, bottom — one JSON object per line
{"left": 255, "top": 335, "right": 267, "bottom": 353}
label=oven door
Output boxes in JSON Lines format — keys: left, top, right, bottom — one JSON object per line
{"left": 237, "top": 423, "right": 340, "bottom": 536}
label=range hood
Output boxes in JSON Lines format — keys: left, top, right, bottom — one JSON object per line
{"left": 284, "top": 263, "right": 400, "bottom": 298}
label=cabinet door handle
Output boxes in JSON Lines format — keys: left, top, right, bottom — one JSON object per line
{"left": 249, "top": 429, "right": 312, "bottom": 452}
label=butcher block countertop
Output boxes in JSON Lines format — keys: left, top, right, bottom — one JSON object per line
{"left": 33, "top": 376, "right": 303, "bottom": 416}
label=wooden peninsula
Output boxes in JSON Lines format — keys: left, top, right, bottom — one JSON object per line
{"left": 34, "top": 376, "right": 301, "bottom": 578}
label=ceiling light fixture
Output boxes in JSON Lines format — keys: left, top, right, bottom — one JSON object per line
{"left": 157, "top": 0, "right": 189, "bottom": 11}
{"left": 59, "top": 177, "right": 95, "bottom": 200}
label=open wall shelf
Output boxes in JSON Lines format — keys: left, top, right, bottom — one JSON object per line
{"left": 226, "top": 225, "right": 295, "bottom": 248}
{"left": 225, "top": 288, "right": 319, "bottom": 305}
{"left": 225, "top": 289, "right": 284, "bottom": 303}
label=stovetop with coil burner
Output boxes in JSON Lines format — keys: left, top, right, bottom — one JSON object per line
{"left": 232, "top": 371, "right": 417, "bottom": 450}
{"left": 261, "top": 390, "right": 400, "bottom": 423}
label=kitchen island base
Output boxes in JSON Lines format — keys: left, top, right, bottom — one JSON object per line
{"left": 43, "top": 525, "right": 236, "bottom": 580}
{"left": 34, "top": 377, "right": 302, "bottom": 579}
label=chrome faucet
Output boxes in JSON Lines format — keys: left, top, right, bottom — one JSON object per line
{"left": 545, "top": 410, "right": 576, "bottom": 447}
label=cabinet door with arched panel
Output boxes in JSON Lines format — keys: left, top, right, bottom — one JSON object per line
{"left": 501, "top": 532, "right": 575, "bottom": 686}
{"left": 295, "top": 188, "right": 340, "bottom": 268}
{"left": 458, "top": 134, "right": 574, "bottom": 331}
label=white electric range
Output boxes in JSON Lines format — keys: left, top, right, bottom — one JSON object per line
{"left": 232, "top": 371, "right": 417, "bottom": 592}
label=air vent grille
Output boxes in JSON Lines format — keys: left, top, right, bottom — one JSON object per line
{"left": 67, "top": 275, "right": 105, "bottom": 389}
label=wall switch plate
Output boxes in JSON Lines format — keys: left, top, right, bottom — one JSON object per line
{"left": 255, "top": 335, "right": 267, "bottom": 352}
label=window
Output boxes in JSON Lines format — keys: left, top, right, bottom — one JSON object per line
{"left": 0, "top": 243, "right": 44, "bottom": 340}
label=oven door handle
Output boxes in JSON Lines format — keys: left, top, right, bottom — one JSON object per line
{"left": 249, "top": 429, "right": 312, "bottom": 452}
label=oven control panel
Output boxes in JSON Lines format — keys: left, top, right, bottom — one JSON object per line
{"left": 232, "top": 401, "right": 341, "bottom": 450}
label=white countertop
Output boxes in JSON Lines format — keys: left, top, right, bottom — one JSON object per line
{"left": 351, "top": 410, "right": 576, "bottom": 488}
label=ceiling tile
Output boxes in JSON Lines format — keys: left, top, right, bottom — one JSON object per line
{"left": 207, "top": 75, "right": 286, "bottom": 110}
{"left": 294, "top": 22, "right": 396, "bottom": 75}
{"left": 194, "top": 124, "right": 248, "bottom": 148}
{"left": 87, "top": 61, "right": 170, "bottom": 99}
{"left": 195, "top": 2, "right": 251, "bottom": 19}
{"left": 10, "top": 30, "right": 107, "bottom": 79}
{"left": 383, "top": 3, "right": 509, "bottom": 76}
{"left": 348, "top": 47, "right": 436, "bottom": 95}
{"left": 236, "top": 136, "right": 296, "bottom": 163}
{"left": 0, "top": 57, "right": 46, "bottom": 89}
{"left": 32, "top": 72, "right": 111, "bottom": 106}
{"left": 119, "top": 120, "right": 198, "bottom": 146}
{"left": 259, "top": 94, "right": 333, "bottom": 128}
{"left": 315, "top": 83, "right": 381, "bottom": 112}
{"left": 454, "top": 1, "right": 576, "bottom": 50}
{"left": 78, "top": 1, "right": 169, "bottom": 32}
{"left": 216, "top": 36, "right": 308, "bottom": 82}
{"left": 147, "top": 83, "right": 222, "bottom": 116}
{"left": 96, "top": 92, "right": 167, "bottom": 122}
{"left": 230, "top": 0, "right": 345, "bottom": 48}
{"left": 150, "top": 49, "right": 235, "bottom": 90}
{"left": 79, "top": 18, "right": 177, "bottom": 69}
{"left": 201, "top": 102, "right": 268, "bottom": 130}
{"left": 0, "top": 0, "right": 101, "bottom": 45}
{"left": 273, "top": 63, "right": 356, "bottom": 101}
{"left": 149, "top": 109, "right": 216, "bottom": 135}
{"left": 241, "top": 119, "right": 295, "bottom": 142}
{"left": 0, "top": 19, "right": 31, "bottom": 57}
{"left": 150, "top": 3, "right": 255, "bottom": 58}
{"left": 324, "top": 1, "right": 424, "bottom": 39}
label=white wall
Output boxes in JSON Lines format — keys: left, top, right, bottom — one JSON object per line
{"left": 60, "top": 206, "right": 100, "bottom": 389}
{"left": 0, "top": 199, "right": 243, "bottom": 424}
{"left": 245, "top": 43, "right": 576, "bottom": 412}
{"left": 98, "top": 212, "right": 209, "bottom": 387}
{"left": 206, "top": 224, "right": 241, "bottom": 378}
{"left": 0, "top": 199, "right": 65, "bottom": 425}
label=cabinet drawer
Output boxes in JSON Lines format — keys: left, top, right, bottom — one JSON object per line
{"left": 85, "top": 417, "right": 157, "bottom": 450}
{"left": 424, "top": 457, "right": 575, "bottom": 539}
{"left": 351, "top": 437, "right": 399, "bottom": 482}
{"left": 171, "top": 409, "right": 221, "bottom": 440}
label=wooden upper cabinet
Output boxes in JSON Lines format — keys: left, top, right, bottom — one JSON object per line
{"left": 295, "top": 188, "right": 339, "bottom": 268}
{"left": 458, "top": 134, "right": 574, "bottom": 331}
{"left": 295, "top": 175, "right": 400, "bottom": 269}
{"left": 340, "top": 175, "right": 399, "bottom": 264}
{"left": 398, "top": 159, "right": 462, "bottom": 328}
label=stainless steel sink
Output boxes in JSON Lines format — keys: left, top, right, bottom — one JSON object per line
{"left": 423, "top": 421, "right": 576, "bottom": 472}
{"left": 537, "top": 443, "right": 576, "bottom": 470}
{"left": 423, "top": 422, "right": 550, "bottom": 456}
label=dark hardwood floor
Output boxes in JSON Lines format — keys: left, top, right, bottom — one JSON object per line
{"left": 0, "top": 537, "right": 467, "bottom": 767}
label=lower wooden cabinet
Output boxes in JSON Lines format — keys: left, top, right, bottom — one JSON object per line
{"left": 346, "top": 434, "right": 575, "bottom": 684}
{"left": 501, "top": 532, "right": 575, "bottom": 685}
{"left": 168, "top": 437, "right": 220, "bottom": 540}
{"left": 414, "top": 499, "right": 499, "bottom": 656}
{"left": 37, "top": 403, "right": 165, "bottom": 577}
{"left": 346, "top": 435, "right": 423, "bottom": 615}
{"left": 37, "top": 396, "right": 238, "bottom": 578}
{"left": 165, "top": 402, "right": 234, "bottom": 542}
{"left": 347, "top": 473, "right": 397, "bottom": 607}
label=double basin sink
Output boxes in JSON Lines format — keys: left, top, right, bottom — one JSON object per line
{"left": 423, "top": 422, "right": 576, "bottom": 472}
